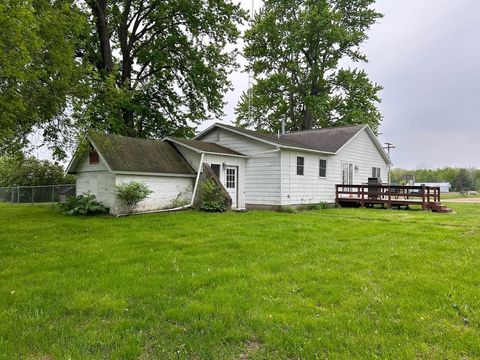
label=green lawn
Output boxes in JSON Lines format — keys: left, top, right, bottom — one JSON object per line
{"left": 441, "top": 192, "right": 479, "bottom": 199}
{"left": 1, "top": 203, "right": 479, "bottom": 359}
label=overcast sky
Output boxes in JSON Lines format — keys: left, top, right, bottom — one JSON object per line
{"left": 208, "top": 0, "right": 480, "bottom": 169}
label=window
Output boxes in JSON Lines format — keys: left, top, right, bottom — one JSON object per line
{"left": 211, "top": 164, "right": 221, "bottom": 178}
{"left": 319, "top": 159, "right": 327, "bottom": 178}
{"left": 226, "top": 168, "right": 236, "bottom": 188}
{"left": 296, "top": 156, "right": 304, "bottom": 175}
{"left": 89, "top": 149, "right": 99, "bottom": 165}
{"left": 372, "top": 167, "right": 381, "bottom": 179}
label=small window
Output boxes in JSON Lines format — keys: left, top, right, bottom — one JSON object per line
{"left": 372, "top": 167, "right": 381, "bottom": 178}
{"left": 296, "top": 156, "right": 304, "bottom": 175}
{"left": 211, "top": 164, "right": 221, "bottom": 178}
{"left": 319, "top": 159, "right": 327, "bottom": 178}
{"left": 89, "top": 149, "right": 99, "bottom": 165}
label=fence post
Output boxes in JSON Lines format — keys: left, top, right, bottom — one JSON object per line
{"left": 17, "top": 186, "right": 20, "bottom": 204}
{"left": 31, "top": 187, "right": 34, "bottom": 206}
{"left": 11, "top": 187, "right": 14, "bottom": 203}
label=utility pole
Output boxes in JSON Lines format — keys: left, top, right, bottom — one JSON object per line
{"left": 383, "top": 142, "right": 396, "bottom": 184}
{"left": 248, "top": 0, "right": 255, "bottom": 128}
{"left": 383, "top": 142, "right": 396, "bottom": 157}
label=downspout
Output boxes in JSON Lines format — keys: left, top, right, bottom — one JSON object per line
{"left": 116, "top": 153, "right": 205, "bottom": 217}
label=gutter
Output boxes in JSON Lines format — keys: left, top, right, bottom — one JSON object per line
{"left": 116, "top": 153, "right": 205, "bottom": 217}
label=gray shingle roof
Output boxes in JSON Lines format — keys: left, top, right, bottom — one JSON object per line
{"left": 213, "top": 123, "right": 366, "bottom": 153}
{"left": 167, "top": 137, "right": 246, "bottom": 156}
{"left": 88, "top": 132, "right": 195, "bottom": 175}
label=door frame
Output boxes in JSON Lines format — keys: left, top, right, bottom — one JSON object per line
{"left": 342, "top": 162, "right": 354, "bottom": 185}
{"left": 224, "top": 165, "right": 238, "bottom": 208}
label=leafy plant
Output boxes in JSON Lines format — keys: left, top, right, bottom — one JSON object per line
{"left": 200, "top": 179, "right": 228, "bottom": 212}
{"left": 279, "top": 206, "right": 298, "bottom": 213}
{"left": 59, "top": 194, "right": 107, "bottom": 216}
{"left": 298, "top": 202, "right": 330, "bottom": 211}
{"left": 115, "top": 181, "right": 153, "bottom": 215}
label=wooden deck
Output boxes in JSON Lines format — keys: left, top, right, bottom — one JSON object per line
{"left": 336, "top": 184, "right": 452, "bottom": 213}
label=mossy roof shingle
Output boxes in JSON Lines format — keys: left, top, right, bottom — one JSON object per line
{"left": 88, "top": 132, "right": 195, "bottom": 175}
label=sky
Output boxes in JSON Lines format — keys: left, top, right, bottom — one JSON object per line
{"left": 207, "top": 0, "right": 480, "bottom": 169}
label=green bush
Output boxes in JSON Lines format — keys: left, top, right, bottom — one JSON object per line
{"left": 59, "top": 194, "right": 108, "bottom": 216}
{"left": 115, "top": 181, "right": 153, "bottom": 214}
{"left": 299, "top": 202, "right": 329, "bottom": 211}
{"left": 279, "top": 206, "right": 298, "bottom": 213}
{"left": 200, "top": 178, "right": 228, "bottom": 212}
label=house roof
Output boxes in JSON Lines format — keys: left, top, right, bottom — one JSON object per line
{"left": 164, "top": 137, "right": 246, "bottom": 157}
{"left": 68, "top": 132, "right": 195, "bottom": 175}
{"left": 196, "top": 122, "right": 392, "bottom": 164}
{"left": 279, "top": 125, "right": 367, "bottom": 153}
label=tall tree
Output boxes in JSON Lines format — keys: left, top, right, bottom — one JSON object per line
{"left": 79, "top": 0, "right": 247, "bottom": 140}
{"left": 1, "top": 0, "right": 246, "bottom": 158}
{"left": 0, "top": 0, "right": 89, "bottom": 157}
{"left": 236, "top": 0, "right": 383, "bottom": 134}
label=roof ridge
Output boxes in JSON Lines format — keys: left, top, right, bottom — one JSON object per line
{"left": 282, "top": 124, "right": 367, "bottom": 135}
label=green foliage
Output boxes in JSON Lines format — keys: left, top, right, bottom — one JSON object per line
{"left": 59, "top": 193, "right": 108, "bottom": 216}
{"left": 115, "top": 181, "right": 153, "bottom": 214}
{"left": 0, "top": 156, "right": 75, "bottom": 186}
{"left": 236, "top": 0, "right": 383, "bottom": 134}
{"left": 298, "top": 202, "right": 330, "bottom": 211}
{"left": 390, "top": 167, "right": 479, "bottom": 191}
{"left": 279, "top": 206, "right": 298, "bottom": 213}
{"left": 200, "top": 178, "right": 228, "bottom": 212}
{"left": 0, "top": 0, "right": 90, "bottom": 157}
{"left": 1, "top": 0, "right": 247, "bottom": 158}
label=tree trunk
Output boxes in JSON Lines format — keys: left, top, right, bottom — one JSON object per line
{"left": 89, "top": 0, "right": 113, "bottom": 75}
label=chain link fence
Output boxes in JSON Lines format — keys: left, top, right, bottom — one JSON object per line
{"left": 0, "top": 184, "right": 76, "bottom": 204}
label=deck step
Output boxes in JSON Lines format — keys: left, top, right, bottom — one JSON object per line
{"left": 429, "top": 203, "right": 453, "bottom": 213}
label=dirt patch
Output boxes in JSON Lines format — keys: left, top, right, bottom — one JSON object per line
{"left": 444, "top": 198, "right": 480, "bottom": 203}
{"left": 238, "top": 338, "right": 262, "bottom": 359}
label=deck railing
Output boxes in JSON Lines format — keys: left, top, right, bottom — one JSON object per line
{"left": 335, "top": 184, "right": 441, "bottom": 210}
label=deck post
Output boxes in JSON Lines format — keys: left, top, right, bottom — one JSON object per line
{"left": 335, "top": 185, "right": 339, "bottom": 205}
{"left": 421, "top": 185, "right": 426, "bottom": 211}
{"left": 438, "top": 187, "right": 441, "bottom": 203}
{"left": 387, "top": 186, "right": 391, "bottom": 208}
{"left": 361, "top": 185, "right": 365, "bottom": 208}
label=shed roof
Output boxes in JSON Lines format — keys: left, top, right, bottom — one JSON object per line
{"left": 68, "top": 132, "right": 195, "bottom": 175}
{"left": 165, "top": 137, "right": 246, "bottom": 157}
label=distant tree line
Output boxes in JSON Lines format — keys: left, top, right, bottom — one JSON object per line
{"left": 390, "top": 168, "right": 480, "bottom": 192}
{"left": 0, "top": 156, "right": 75, "bottom": 187}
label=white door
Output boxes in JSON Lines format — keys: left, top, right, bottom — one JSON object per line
{"left": 342, "top": 162, "right": 354, "bottom": 185}
{"left": 225, "top": 166, "right": 237, "bottom": 208}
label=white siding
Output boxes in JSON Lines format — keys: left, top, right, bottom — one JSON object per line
{"left": 280, "top": 150, "right": 335, "bottom": 205}
{"left": 336, "top": 130, "right": 390, "bottom": 185}
{"left": 280, "top": 129, "right": 390, "bottom": 205}
{"left": 75, "top": 153, "right": 109, "bottom": 172}
{"left": 199, "top": 128, "right": 282, "bottom": 206}
{"left": 203, "top": 153, "right": 246, "bottom": 209}
{"left": 114, "top": 175, "right": 194, "bottom": 214}
{"left": 76, "top": 171, "right": 117, "bottom": 210}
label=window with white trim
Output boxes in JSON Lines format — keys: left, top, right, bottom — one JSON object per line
{"left": 319, "top": 159, "right": 327, "bottom": 178}
{"left": 297, "top": 157, "right": 304, "bottom": 175}
{"left": 372, "top": 167, "right": 381, "bottom": 178}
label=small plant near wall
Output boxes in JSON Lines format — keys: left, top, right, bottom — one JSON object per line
{"left": 200, "top": 178, "right": 228, "bottom": 212}
{"left": 60, "top": 194, "right": 108, "bottom": 216}
{"left": 115, "top": 181, "right": 153, "bottom": 215}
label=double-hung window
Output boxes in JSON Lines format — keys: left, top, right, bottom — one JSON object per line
{"left": 297, "top": 157, "right": 304, "bottom": 175}
{"left": 319, "top": 159, "right": 327, "bottom": 178}
{"left": 372, "top": 167, "right": 381, "bottom": 178}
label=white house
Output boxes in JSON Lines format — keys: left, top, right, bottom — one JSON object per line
{"left": 67, "top": 123, "right": 392, "bottom": 213}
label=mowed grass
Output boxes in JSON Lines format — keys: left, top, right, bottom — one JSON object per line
{"left": 0, "top": 203, "right": 479, "bottom": 359}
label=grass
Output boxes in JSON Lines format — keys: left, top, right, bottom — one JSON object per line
{"left": 0, "top": 202, "right": 479, "bottom": 359}
{"left": 441, "top": 192, "right": 479, "bottom": 199}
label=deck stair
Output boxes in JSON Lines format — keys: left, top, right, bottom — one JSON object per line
{"left": 429, "top": 202, "right": 453, "bottom": 213}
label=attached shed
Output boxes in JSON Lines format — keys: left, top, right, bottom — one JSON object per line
{"left": 67, "top": 132, "right": 196, "bottom": 214}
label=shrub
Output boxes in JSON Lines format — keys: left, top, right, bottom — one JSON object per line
{"left": 200, "top": 178, "right": 228, "bottom": 212}
{"left": 59, "top": 194, "right": 107, "bottom": 216}
{"left": 115, "top": 181, "right": 153, "bottom": 214}
{"left": 279, "top": 206, "right": 298, "bottom": 213}
{"left": 299, "top": 202, "right": 329, "bottom": 211}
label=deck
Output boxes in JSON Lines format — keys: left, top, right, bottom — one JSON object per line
{"left": 335, "top": 184, "right": 452, "bottom": 213}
